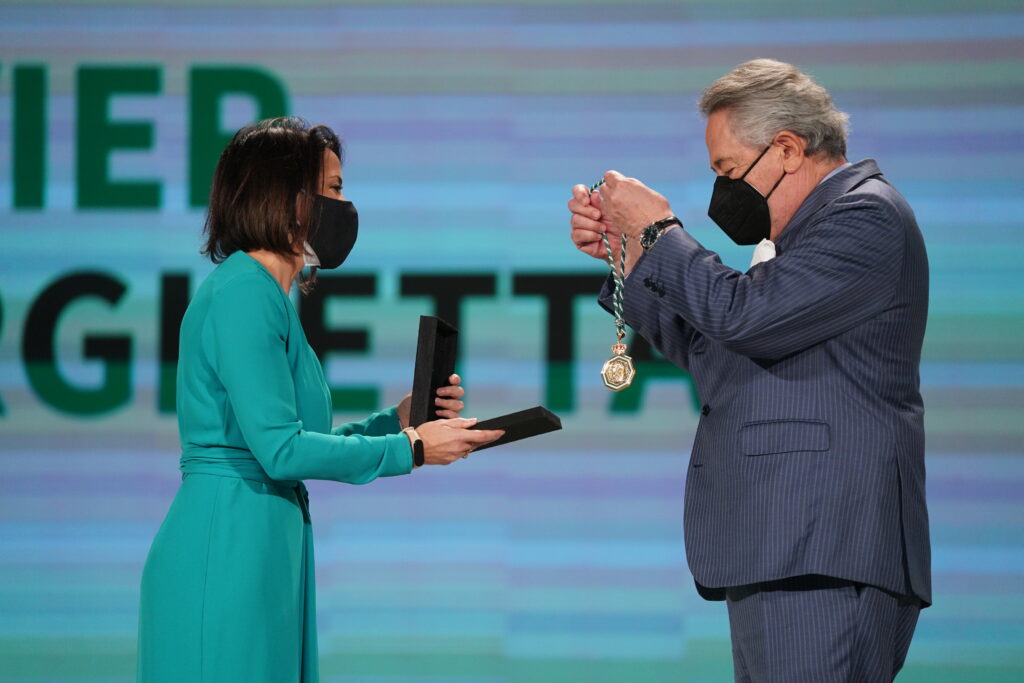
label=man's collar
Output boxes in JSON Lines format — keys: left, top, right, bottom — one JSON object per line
{"left": 776, "top": 159, "right": 884, "bottom": 248}
{"left": 818, "top": 161, "right": 852, "bottom": 186}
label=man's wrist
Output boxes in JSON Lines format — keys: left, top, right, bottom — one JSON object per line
{"left": 623, "top": 242, "right": 644, "bottom": 277}
{"left": 624, "top": 224, "right": 678, "bottom": 278}
{"left": 640, "top": 215, "right": 682, "bottom": 252}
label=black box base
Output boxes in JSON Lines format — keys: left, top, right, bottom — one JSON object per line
{"left": 470, "top": 406, "right": 562, "bottom": 451}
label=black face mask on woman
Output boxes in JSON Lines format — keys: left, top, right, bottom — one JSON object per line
{"left": 304, "top": 195, "right": 359, "bottom": 269}
{"left": 707, "top": 145, "right": 786, "bottom": 245}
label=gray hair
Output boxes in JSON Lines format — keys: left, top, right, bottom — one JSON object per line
{"left": 698, "top": 59, "right": 849, "bottom": 160}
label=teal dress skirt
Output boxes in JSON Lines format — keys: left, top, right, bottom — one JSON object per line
{"left": 137, "top": 251, "right": 413, "bottom": 682}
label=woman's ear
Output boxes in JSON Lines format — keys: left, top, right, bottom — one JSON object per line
{"left": 294, "top": 191, "right": 305, "bottom": 227}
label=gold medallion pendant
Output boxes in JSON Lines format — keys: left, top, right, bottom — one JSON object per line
{"left": 590, "top": 177, "right": 637, "bottom": 393}
{"left": 601, "top": 342, "right": 635, "bottom": 391}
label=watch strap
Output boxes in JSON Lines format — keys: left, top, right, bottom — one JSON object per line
{"left": 402, "top": 427, "right": 425, "bottom": 468}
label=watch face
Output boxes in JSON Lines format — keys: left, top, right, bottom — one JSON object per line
{"left": 642, "top": 217, "right": 679, "bottom": 250}
{"left": 641, "top": 226, "right": 660, "bottom": 249}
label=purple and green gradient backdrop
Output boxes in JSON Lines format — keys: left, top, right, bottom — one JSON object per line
{"left": 1, "top": 1, "right": 1023, "bottom": 681}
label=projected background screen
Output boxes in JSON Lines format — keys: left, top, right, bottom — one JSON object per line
{"left": 1, "top": 1, "right": 1023, "bottom": 681}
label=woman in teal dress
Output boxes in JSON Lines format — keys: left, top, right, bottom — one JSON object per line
{"left": 137, "top": 117, "right": 502, "bottom": 682}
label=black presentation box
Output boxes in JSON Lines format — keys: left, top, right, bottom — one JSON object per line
{"left": 409, "top": 316, "right": 459, "bottom": 428}
{"left": 470, "top": 406, "right": 562, "bottom": 451}
{"left": 409, "top": 315, "right": 563, "bottom": 450}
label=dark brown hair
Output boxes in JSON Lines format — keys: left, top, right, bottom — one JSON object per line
{"left": 202, "top": 116, "right": 343, "bottom": 264}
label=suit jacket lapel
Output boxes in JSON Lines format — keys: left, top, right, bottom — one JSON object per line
{"left": 776, "top": 159, "right": 884, "bottom": 251}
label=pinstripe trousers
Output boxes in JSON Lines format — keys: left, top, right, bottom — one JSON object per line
{"left": 725, "top": 575, "right": 920, "bottom": 682}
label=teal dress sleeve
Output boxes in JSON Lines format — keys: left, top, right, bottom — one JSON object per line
{"left": 332, "top": 405, "right": 403, "bottom": 437}
{"left": 206, "top": 277, "right": 412, "bottom": 485}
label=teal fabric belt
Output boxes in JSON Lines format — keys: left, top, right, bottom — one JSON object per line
{"left": 180, "top": 447, "right": 310, "bottom": 521}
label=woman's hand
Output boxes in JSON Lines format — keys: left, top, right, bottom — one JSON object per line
{"left": 416, "top": 417, "right": 504, "bottom": 465}
{"left": 433, "top": 373, "right": 465, "bottom": 419}
{"left": 397, "top": 373, "right": 466, "bottom": 428}
{"left": 396, "top": 375, "right": 500, "bottom": 463}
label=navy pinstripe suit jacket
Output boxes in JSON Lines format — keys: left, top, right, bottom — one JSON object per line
{"left": 601, "top": 159, "right": 931, "bottom": 605}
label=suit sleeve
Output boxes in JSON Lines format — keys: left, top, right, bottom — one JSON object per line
{"left": 599, "top": 270, "right": 700, "bottom": 372}
{"left": 624, "top": 191, "right": 905, "bottom": 360}
{"left": 207, "top": 276, "right": 412, "bottom": 484}
{"left": 332, "top": 405, "right": 403, "bottom": 437}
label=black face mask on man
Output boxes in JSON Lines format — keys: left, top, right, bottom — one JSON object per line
{"left": 303, "top": 195, "right": 359, "bottom": 269}
{"left": 707, "top": 145, "right": 786, "bottom": 245}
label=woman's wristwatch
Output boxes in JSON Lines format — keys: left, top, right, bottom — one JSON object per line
{"left": 402, "top": 426, "right": 425, "bottom": 468}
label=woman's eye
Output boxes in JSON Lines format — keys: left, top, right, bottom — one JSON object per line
{"left": 331, "top": 184, "right": 342, "bottom": 192}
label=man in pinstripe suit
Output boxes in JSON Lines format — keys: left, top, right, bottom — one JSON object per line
{"left": 568, "top": 60, "right": 929, "bottom": 681}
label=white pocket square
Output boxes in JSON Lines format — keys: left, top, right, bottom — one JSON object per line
{"left": 750, "top": 238, "right": 776, "bottom": 268}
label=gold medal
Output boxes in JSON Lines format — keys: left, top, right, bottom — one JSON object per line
{"left": 591, "top": 177, "right": 637, "bottom": 393}
{"left": 601, "top": 340, "right": 635, "bottom": 391}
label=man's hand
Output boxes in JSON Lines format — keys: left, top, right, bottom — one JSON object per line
{"left": 568, "top": 184, "right": 622, "bottom": 262}
{"left": 597, "top": 171, "right": 673, "bottom": 238}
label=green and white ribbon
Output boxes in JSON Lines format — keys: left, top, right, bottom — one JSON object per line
{"left": 589, "top": 179, "right": 626, "bottom": 340}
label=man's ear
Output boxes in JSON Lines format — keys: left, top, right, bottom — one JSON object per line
{"left": 775, "top": 130, "right": 807, "bottom": 173}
